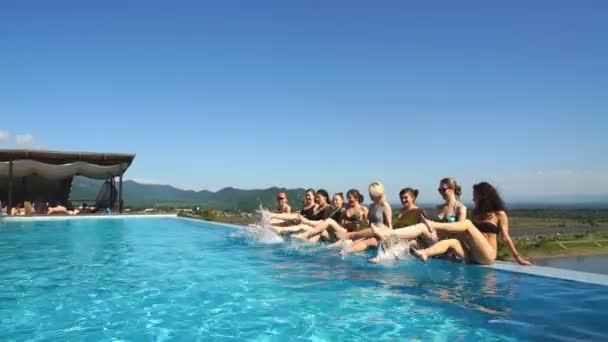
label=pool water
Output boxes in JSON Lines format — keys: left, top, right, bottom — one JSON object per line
{"left": 1, "top": 218, "right": 607, "bottom": 341}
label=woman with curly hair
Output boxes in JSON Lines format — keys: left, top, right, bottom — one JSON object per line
{"left": 413, "top": 182, "right": 532, "bottom": 266}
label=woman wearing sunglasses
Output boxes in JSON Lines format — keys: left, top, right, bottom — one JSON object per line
{"left": 436, "top": 177, "right": 467, "bottom": 224}
{"left": 276, "top": 192, "right": 292, "bottom": 214}
{"left": 413, "top": 182, "right": 531, "bottom": 266}
{"left": 373, "top": 179, "right": 466, "bottom": 246}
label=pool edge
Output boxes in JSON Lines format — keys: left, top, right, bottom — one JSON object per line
{"left": 484, "top": 261, "right": 608, "bottom": 286}
{"left": 4, "top": 215, "right": 608, "bottom": 286}
{"left": 2, "top": 214, "right": 178, "bottom": 221}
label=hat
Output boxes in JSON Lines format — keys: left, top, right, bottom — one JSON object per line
{"left": 277, "top": 192, "right": 287, "bottom": 200}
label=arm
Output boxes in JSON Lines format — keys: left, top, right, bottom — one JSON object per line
{"left": 498, "top": 211, "right": 532, "bottom": 266}
{"left": 285, "top": 205, "right": 292, "bottom": 214}
{"left": 300, "top": 216, "right": 324, "bottom": 227}
{"left": 384, "top": 202, "right": 393, "bottom": 229}
{"left": 457, "top": 203, "right": 467, "bottom": 222}
{"left": 417, "top": 209, "right": 428, "bottom": 223}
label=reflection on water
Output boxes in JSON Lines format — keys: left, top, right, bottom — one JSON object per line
{"left": 535, "top": 255, "right": 608, "bottom": 275}
{"left": 1, "top": 219, "right": 607, "bottom": 341}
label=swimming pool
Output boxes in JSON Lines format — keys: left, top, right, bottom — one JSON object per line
{"left": 1, "top": 217, "right": 607, "bottom": 341}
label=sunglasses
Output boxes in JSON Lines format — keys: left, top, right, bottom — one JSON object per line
{"left": 438, "top": 187, "right": 450, "bottom": 193}
{"left": 277, "top": 197, "right": 286, "bottom": 200}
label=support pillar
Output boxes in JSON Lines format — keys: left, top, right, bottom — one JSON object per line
{"left": 7, "top": 161, "right": 13, "bottom": 215}
{"left": 119, "top": 173, "right": 123, "bottom": 213}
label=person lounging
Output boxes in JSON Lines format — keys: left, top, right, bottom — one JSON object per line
{"left": 412, "top": 182, "right": 532, "bottom": 266}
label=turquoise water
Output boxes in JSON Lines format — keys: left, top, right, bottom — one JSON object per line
{"left": 1, "top": 218, "right": 607, "bottom": 341}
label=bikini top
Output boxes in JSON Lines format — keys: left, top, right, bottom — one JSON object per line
{"left": 438, "top": 202, "right": 460, "bottom": 223}
{"left": 343, "top": 208, "right": 362, "bottom": 223}
{"left": 476, "top": 222, "right": 500, "bottom": 235}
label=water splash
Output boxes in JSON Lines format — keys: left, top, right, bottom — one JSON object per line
{"left": 245, "top": 206, "right": 283, "bottom": 244}
{"left": 374, "top": 237, "right": 414, "bottom": 265}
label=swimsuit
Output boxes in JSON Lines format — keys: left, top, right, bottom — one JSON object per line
{"left": 475, "top": 222, "right": 500, "bottom": 235}
{"left": 395, "top": 210, "right": 420, "bottom": 227}
{"left": 368, "top": 203, "right": 389, "bottom": 226}
{"left": 300, "top": 206, "right": 317, "bottom": 220}
{"left": 438, "top": 203, "right": 460, "bottom": 223}
{"left": 330, "top": 207, "right": 345, "bottom": 222}
{"left": 311, "top": 205, "right": 333, "bottom": 221}
{"left": 342, "top": 209, "right": 361, "bottom": 224}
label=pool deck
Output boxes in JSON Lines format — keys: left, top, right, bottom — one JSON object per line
{"left": 3, "top": 214, "right": 608, "bottom": 287}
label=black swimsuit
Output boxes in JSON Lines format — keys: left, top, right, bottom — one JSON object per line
{"left": 300, "top": 206, "right": 317, "bottom": 220}
{"left": 330, "top": 207, "right": 345, "bottom": 222}
{"left": 342, "top": 210, "right": 361, "bottom": 224}
{"left": 311, "top": 205, "right": 333, "bottom": 221}
{"left": 475, "top": 222, "right": 500, "bottom": 235}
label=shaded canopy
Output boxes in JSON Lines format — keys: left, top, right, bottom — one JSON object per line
{"left": 1, "top": 149, "right": 135, "bottom": 207}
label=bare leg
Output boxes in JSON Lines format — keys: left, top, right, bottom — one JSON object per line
{"left": 423, "top": 218, "right": 495, "bottom": 264}
{"left": 308, "top": 235, "right": 320, "bottom": 243}
{"left": 345, "top": 238, "right": 378, "bottom": 254}
{"left": 273, "top": 224, "right": 309, "bottom": 234}
{"left": 301, "top": 220, "right": 331, "bottom": 238}
{"left": 413, "top": 239, "right": 465, "bottom": 262}
{"left": 374, "top": 223, "right": 434, "bottom": 241}
{"left": 294, "top": 219, "right": 347, "bottom": 240}
{"left": 337, "top": 228, "right": 376, "bottom": 240}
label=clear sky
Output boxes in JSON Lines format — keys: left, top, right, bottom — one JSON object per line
{"left": 1, "top": 0, "right": 607, "bottom": 203}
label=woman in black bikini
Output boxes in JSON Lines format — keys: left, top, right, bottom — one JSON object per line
{"left": 292, "top": 189, "right": 368, "bottom": 241}
{"left": 272, "top": 189, "right": 334, "bottom": 235}
{"left": 413, "top": 182, "right": 532, "bottom": 266}
{"left": 270, "top": 188, "right": 317, "bottom": 225}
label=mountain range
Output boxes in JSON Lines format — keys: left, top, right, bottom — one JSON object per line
{"left": 69, "top": 177, "right": 608, "bottom": 211}
{"left": 69, "top": 177, "right": 306, "bottom": 211}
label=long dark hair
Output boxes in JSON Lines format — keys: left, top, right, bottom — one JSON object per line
{"left": 316, "top": 189, "right": 330, "bottom": 204}
{"left": 472, "top": 182, "right": 506, "bottom": 218}
{"left": 346, "top": 189, "right": 364, "bottom": 204}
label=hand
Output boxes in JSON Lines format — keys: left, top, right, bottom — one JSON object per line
{"left": 516, "top": 256, "right": 532, "bottom": 266}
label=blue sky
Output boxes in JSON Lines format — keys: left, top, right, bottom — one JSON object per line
{"left": 1, "top": 0, "right": 607, "bottom": 203}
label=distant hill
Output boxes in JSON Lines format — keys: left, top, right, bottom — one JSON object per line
{"left": 70, "top": 177, "right": 608, "bottom": 211}
{"left": 69, "top": 177, "right": 306, "bottom": 211}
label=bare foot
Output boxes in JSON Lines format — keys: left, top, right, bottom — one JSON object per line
{"left": 420, "top": 216, "right": 438, "bottom": 242}
{"left": 412, "top": 249, "right": 429, "bottom": 262}
{"left": 368, "top": 257, "right": 379, "bottom": 264}
{"left": 372, "top": 223, "right": 393, "bottom": 241}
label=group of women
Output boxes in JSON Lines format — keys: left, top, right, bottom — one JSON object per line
{"left": 260, "top": 178, "right": 532, "bottom": 266}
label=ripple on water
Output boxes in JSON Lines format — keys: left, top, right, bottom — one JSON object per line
{"left": 0, "top": 218, "right": 607, "bottom": 341}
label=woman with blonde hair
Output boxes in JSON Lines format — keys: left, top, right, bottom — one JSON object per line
{"left": 335, "top": 182, "right": 392, "bottom": 255}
